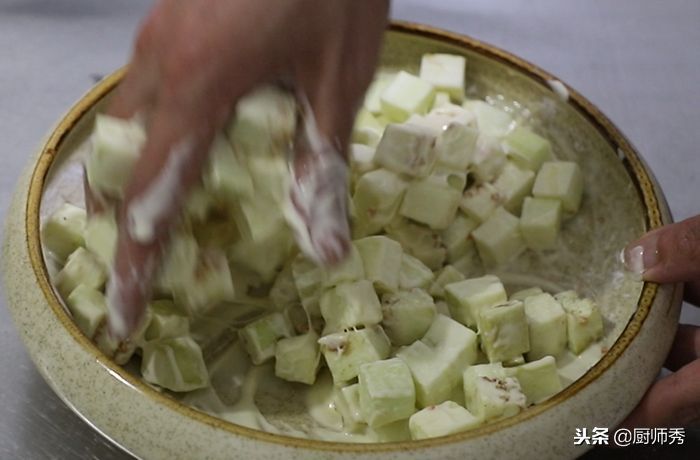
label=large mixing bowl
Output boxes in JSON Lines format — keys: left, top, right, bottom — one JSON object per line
{"left": 2, "top": 22, "right": 682, "bottom": 459}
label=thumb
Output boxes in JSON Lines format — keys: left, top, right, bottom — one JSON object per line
{"left": 623, "top": 215, "right": 700, "bottom": 288}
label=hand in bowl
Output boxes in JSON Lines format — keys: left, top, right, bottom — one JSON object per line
{"left": 622, "top": 214, "right": 700, "bottom": 427}
{"left": 91, "top": 0, "right": 389, "bottom": 340}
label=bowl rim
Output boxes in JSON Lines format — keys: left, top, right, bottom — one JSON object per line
{"left": 24, "top": 21, "right": 664, "bottom": 452}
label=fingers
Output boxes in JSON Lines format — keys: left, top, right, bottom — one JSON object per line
{"left": 664, "top": 324, "right": 700, "bottom": 372}
{"left": 106, "top": 103, "right": 213, "bottom": 340}
{"left": 620, "top": 358, "right": 700, "bottom": 428}
{"left": 623, "top": 215, "right": 700, "bottom": 284}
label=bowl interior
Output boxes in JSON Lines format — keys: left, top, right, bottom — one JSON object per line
{"left": 38, "top": 28, "right": 647, "bottom": 443}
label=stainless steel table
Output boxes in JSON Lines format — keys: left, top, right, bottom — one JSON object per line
{"left": 1, "top": 1, "right": 698, "bottom": 458}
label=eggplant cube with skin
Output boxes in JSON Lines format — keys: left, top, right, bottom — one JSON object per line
{"left": 478, "top": 300, "right": 530, "bottom": 363}
{"left": 471, "top": 207, "right": 526, "bottom": 267}
{"left": 374, "top": 122, "right": 438, "bottom": 178}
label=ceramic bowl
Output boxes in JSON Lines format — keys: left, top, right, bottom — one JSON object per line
{"left": 2, "top": 22, "right": 683, "bottom": 459}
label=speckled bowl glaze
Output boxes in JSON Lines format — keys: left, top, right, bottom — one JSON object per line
{"left": 2, "top": 22, "right": 683, "bottom": 460}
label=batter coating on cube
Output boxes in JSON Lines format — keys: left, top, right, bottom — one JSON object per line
{"left": 463, "top": 363, "right": 526, "bottom": 421}
{"left": 42, "top": 203, "right": 86, "bottom": 263}
{"left": 532, "top": 161, "right": 584, "bottom": 214}
{"left": 275, "top": 331, "right": 321, "bottom": 385}
{"left": 374, "top": 123, "right": 438, "bottom": 178}
{"left": 444, "top": 275, "right": 507, "bottom": 328}
{"left": 355, "top": 236, "right": 403, "bottom": 292}
{"left": 141, "top": 336, "right": 209, "bottom": 393}
{"left": 54, "top": 247, "right": 107, "bottom": 298}
{"left": 520, "top": 197, "right": 562, "bottom": 251}
{"left": 399, "top": 175, "right": 462, "bottom": 230}
{"left": 359, "top": 358, "right": 416, "bottom": 428}
{"left": 399, "top": 253, "right": 435, "bottom": 290}
{"left": 352, "top": 168, "right": 408, "bottom": 237}
{"left": 471, "top": 207, "right": 526, "bottom": 267}
{"left": 238, "top": 312, "right": 294, "bottom": 365}
{"left": 555, "top": 291, "right": 604, "bottom": 354}
{"left": 434, "top": 122, "right": 478, "bottom": 170}
{"left": 523, "top": 293, "right": 567, "bottom": 360}
{"left": 419, "top": 53, "right": 467, "bottom": 102}
{"left": 503, "top": 126, "right": 552, "bottom": 172}
{"left": 381, "top": 288, "right": 436, "bottom": 346}
{"left": 409, "top": 401, "right": 481, "bottom": 440}
{"left": 380, "top": 71, "right": 436, "bottom": 122}
{"left": 397, "top": 314, "right": 478, "bottom": 408}
{"left": 510, "top": 356, "right": 562, "bottom": 405}
{"left": 479, "top": 300, "right": 530, "bottom": 363}
{"left": 320, "top": 325, "right": 391, "bottom": 384}
{"left": 320, "top": 280, "right": 383, "bottom": 334}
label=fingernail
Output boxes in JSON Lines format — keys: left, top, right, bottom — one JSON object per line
{"left": 622, "top": 232, "right": 661, "bottom": 278}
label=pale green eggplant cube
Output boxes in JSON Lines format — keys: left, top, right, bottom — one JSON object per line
{"left": 399, "top": 177, "right": 461, "bottom": 230}
{"left": 54, "top": 247, "right": 107, "bottom": 298}
{"left": 503, "top": 126, "right": 552, "bottom": 172}
{"left": 450, "top": 244, "right": 484, "bottom": 279}
{"left": 320, "top": 280, "right": 383, "bottom": 334}
{"left": 41, "top": 203, "right": 86, "bottom": 263}
{"left": 493, "top": 161, "right": 536, "bottom": 214}
{"left": 173, "top": 250, "right": 236, "bottom": 315}
{"left": 203, "top": 134, "right": 254, "bottom": 200}
{"left": 84, "top": 211, "right": 117, "bottom": 269}
{"left": 435, "top": 122, "right": 478, "bottom": 171}
{"left": 463, "top": 364, "right": 526, "bottom": 421}
{"left": 460, "top": 183, "right": 502, "bottom": 223}
{"left": 319, "top": 325, "right": 391, "bottom": 384}
{"left": 322, "top": 244, "right": 365, "bottom": 288}
{"left": 238, "top": 312, "right": 294, "bottom": 365}
{"left": 472, "top": 207, "right": 526, "bottom": 267}
{"left": 523, "top": 293, "right": 567, "bottom": 360}
{"left": 503, "top": 355, "right": 526, "bottom": 367}
{"left": 65, "top": 284, "right": 107, "bottom": 339}
{"left": 352, "top": 169, "right": 408, "bottom": 237}
{"left": 141, "top": 336, "right": 209, "bottom": 393}
{"left": 532, "top": 161, "right": 584, "bottom": 213}
{"left": 510, "top": 287, "right": 544, "bottom": 302}
{"left": 269, "top": 263, "right": 300, "bottom": 310}
{"left": 520, "top": 197, "right": 563, "bottom": 251}
{"left": 478, "top": 300, "right": 530, "bottom": 363}
{"left": 444, "top": 275, "right": 507, "bottom": 328}
{"left": 374, "top": 122, "right": 438, "bottom": 178}
{"left": 464, "top": 100, "right": 514, "bottom": 138}
{"left": 291, "top": 255, "right": 323, "bottom": 317}
{"left": 275, "top": 331, "right": 321, "bottom": 385}
{"left": 512, "top": 356, "right": 562, "bottom": 405}
{"left": 441, "top": 213, "right": 479, "bottom": 263}
{"left": 340, "top": 383, "right": 365, "bottom": 424}
{"left": 363, "top": 72, "right": 394, "bottom": 115}
{"left": 429, "top": 265, "right": 466, "bottom": 299}
{"left": 225, "top": 85, "right": 296, "bottom": 156}
{"left": 471, "top": 138, "right": 508, "bottom": 184}
{"left": 385, "top": 219, "right": 447, "bottom": 270}
{"left": 352, "top": 109, "right": 384, "bottom": 147}
{"left": 397, "top": 315, "right": 478, "bottom": 408}
{"left": 399, "top": 253, "right": 435, "bottom": 290}
{"left": 380, "top": 71, "right": 436, "bottom": 122}
{"left": 145, "top": 300, "right": 189, "bottom": 342}
{"left": 432, "top": 91, "right": 452, "bottom": 110}
{"left": 381, "top": 288, "right": 436, "bottom": 346}
{"left": 409, "top": 401, "right": 481, "bottom": 440}
{"left": 359, "top": 358, "right": 416, "bottom": 428}
{"left": 419, "top": 53, "right": 466, "bottom": 102}
{"left": 355, "top": 236, "right": 403, "bottom": 293}
{"left": 349, "top": 143, "right": 377, "bottom": 180}
{"left": 555, "top": 292, "right": 604, "bottom": 354}
{"left": 86, "top": 114, "right": 145, "bottom": 197}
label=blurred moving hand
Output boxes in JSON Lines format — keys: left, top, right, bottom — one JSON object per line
{"left": 97, "top": 0, "right": 390, "bottom": 339}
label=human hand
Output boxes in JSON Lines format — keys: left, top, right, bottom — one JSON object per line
{"left": 621, "top": 214, "right": 700, "bottom": 427}
{"left": 93, "top": 0, "right": 390, "bottom": 339}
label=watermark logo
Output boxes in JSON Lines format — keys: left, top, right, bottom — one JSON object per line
{"left": 574, "top": 427, "right": 685, "bottom": 447}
